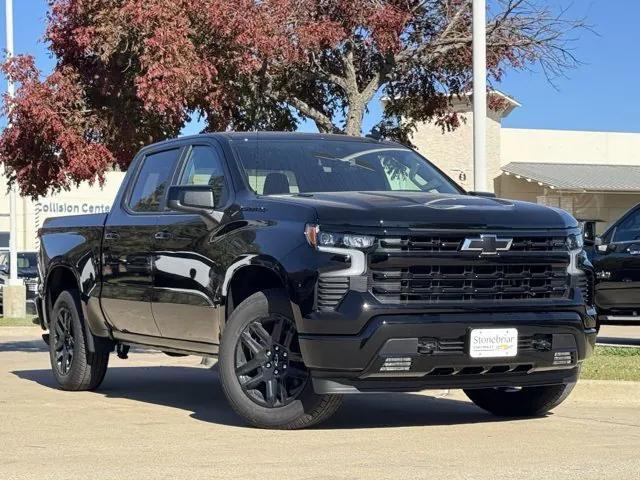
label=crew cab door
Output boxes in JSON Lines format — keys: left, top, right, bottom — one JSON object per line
{"left": 151, "top": 142, "right": 230, "bottom": 343}
{"left": 101, "top": 146, "right": 184, "bottom": 336}
{"left": 593, "top": 206, "right": 640, "bottom": 312}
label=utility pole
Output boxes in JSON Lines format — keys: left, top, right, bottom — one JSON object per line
{"left": 4, "top": 0, "right": 25, "bottom": 318}
{"left": 472, "top": 0, "right": 487, "bottom": 192}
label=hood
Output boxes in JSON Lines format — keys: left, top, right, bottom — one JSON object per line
{"left": 270, "top": 191, "right": 577, "bottom": 230}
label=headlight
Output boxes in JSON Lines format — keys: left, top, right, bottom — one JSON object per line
{"left": 305, "top": 224, "right": 375, "bottom": 249}
{"left": 567, "top": 232, "right": 584, "bottom": 252}
{"left": 567, "top": 231, "right": 585, "bottom": 275}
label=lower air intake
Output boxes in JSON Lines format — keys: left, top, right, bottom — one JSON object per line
{"left": 317, "top": 276, "right": 349, "bottom": 311}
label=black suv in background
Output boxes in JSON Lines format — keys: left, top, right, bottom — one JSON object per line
{"left": 36, "top": 133, "right": 596, "bottom": 429}
{"left": 0, "top": 251, "right": 39, "bottom": 314}
{"left": 589, "top": 204, "right": 640, "bottom": 324}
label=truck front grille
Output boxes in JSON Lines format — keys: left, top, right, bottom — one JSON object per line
{"left": 24, "top": 280, "right": 38, "bottom": 293}
{"left": 370, "top": 264, "right": 569, "bottom": 303}
{"left": 369, "top": 231, "right": 571, "bottom": 305}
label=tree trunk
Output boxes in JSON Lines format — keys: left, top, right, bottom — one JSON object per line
{"left": 344, "top": 96, "right": 365, "bottom": 136}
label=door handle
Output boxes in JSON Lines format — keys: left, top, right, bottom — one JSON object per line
{"left": 104, "top": 232, "right": 120, "bottom": 241}
{"left": 154, "top": 231, "right": 173, "bottom": 240}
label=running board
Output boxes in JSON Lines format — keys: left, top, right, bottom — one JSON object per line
{"left": 112, "top": 331, "right": 219, "bottom": 357}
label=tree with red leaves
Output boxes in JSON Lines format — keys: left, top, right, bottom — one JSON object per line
{"left": 1, "top": 0, "right": 586, "bottom": 198}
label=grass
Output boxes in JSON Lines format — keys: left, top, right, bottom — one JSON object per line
{"left": 0, "top": 315, "right": 39, "bottom": 327}
{"left": 582, "top": 346, "right": 640, "bottom": 382}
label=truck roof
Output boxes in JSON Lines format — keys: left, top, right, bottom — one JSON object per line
{"left": 175, "top": 131, "right": 402, "bottom": 146}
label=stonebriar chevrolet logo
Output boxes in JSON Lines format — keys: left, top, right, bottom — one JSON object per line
{"left": 460, "top": 235, "right": 513, "bottom": 255}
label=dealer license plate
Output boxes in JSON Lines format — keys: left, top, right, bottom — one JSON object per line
{"left": 469, "top": 328, "right": 518, "bottom": 358}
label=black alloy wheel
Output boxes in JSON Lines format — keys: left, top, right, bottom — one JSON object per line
{"left": 52, "top": 305, "right": 75, "bottom": 375}
{"left": 235, "top": 314, "right": 308, "bottom": 408}
{"left": 219, "top": 289, "right": 343, "bottom": 429}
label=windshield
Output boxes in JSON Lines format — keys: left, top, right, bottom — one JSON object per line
{"left": 231, "top": 137, "right": 461, "bottom": 196}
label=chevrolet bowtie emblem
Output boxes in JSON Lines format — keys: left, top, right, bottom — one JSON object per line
{"left": 460, "top": 234, "right": 513, "bottom": 255}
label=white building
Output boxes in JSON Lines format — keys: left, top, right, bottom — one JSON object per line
{"left": 410, "top": 93, "right": 640, "bottom": 234}
{"left": 0, "top": 169, "right": 125, "bottom": 251}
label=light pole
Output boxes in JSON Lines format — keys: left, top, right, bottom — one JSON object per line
{"left": 4, "top": 0, "right": 25, "bottom": 318}
{"left": 6, "top": 0, "right": 17, "bottom": 282}
{"left": 472, "top": 0, "right": 487, "bottom": 192}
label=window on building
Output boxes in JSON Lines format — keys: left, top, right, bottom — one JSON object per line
{"left": 129, "top": 148, "right": 181, "bottom": 212}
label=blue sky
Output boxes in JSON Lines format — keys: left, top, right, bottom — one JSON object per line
{"left": 1, "top": 0, "right": 638, "bottom": 134}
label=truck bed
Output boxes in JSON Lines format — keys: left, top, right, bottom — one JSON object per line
{"left": 41, "top": 213, "right": 109, "bottom": 230}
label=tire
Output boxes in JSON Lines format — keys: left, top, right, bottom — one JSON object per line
{"left": 49, "top": 290, "right": 109, "bottom": 391}
{"left": 464, "top": 379, "right": 577, "bottom": 417}
{"left": 219, "top": 289, "right": 342, "bottom": 429}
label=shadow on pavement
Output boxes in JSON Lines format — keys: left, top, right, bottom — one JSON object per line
{"left": 12, "top": 365, "right": 517, "bottom": 430}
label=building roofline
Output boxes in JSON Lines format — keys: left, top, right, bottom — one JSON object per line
{"left": 501, "top": 161, "right": 640, "bottom": 192}
{"left": 380, "top": 89, "right": 520, "bottom": 118}
{"left": 502, "top": 126, "right": 640, "bottom": 136}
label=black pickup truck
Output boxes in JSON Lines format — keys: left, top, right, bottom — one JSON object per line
{"left": 36, "top": 132, "right": 596, "bottom": 429}
{"left": 587, "top": 204, "right": 640, "bottom": 324}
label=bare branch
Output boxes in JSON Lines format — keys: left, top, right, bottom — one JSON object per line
{"left": 285, "top": 96, "right": 337, "bottom": 133}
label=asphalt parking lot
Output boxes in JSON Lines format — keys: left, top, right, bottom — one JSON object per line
{"left": 1, "top": 326, "right": 639, "bottom": 480}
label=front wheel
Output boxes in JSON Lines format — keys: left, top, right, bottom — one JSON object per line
{"left": 464, "top": 380, "right": 577, "bottom": 417}
{"left": 218, "top": 289, "right": 342, "bottom": 429}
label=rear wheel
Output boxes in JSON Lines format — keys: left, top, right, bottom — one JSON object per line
{"left": 219, "top": 289, "right": 342, "bottom": 429}
{"left": 49, "top": 290, "right": 109, "bottom": 391}
{"left": 464, "top": 381, "right": 577, "bottom": 417}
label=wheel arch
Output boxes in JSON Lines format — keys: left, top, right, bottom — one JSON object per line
{"left": 45, "top": 265, "right": 81, "bottom": 318}
{"left": 45, "top": 264, "right": 113, "bottom": 353}
{"left": 222, "top": 256, "right": 301, "bottom": 332}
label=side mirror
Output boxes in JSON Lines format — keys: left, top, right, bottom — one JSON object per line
{"left": 167, "top": 185, "right": 215, "bottom": 214}
{"left": 595, "top": 237, "right": 610, "bottom": 253}
{"left": 0, "top": 265, "right": 7, "bottom": 274}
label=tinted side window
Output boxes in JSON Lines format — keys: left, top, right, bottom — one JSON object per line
{"left": 613, "top": 209, "right": 640, "bottom": 242}
{"left": 129, "top": 148, "right": 181, "bottom": 212}
{"left": 179, "top": 146, "right": 228, "bottom": 205}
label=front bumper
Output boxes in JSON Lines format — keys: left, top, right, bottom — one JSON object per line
{"left": 298, "top": 228, "right": 595, "bottom": 393}
{"left": 299, "top": 308, "right": 596, "bottom": 394}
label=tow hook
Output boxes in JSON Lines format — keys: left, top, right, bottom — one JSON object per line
{"left": 117, "top": 344, "right": 130, "bottom": 359}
